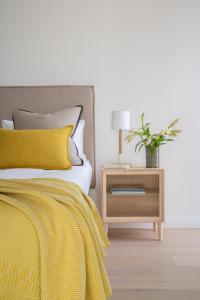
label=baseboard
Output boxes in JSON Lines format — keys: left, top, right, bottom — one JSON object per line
{"left": 109, "top": 217, "right": 200, "bottom": 229}
{"left": 164, "top": 217, "right": 200, "bottom": 228}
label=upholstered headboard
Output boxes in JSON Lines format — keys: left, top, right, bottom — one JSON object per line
{"left": 0, "top": 85, "right": 96, "bottom": 188}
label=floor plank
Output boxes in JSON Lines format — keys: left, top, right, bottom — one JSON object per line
{"left": 110, "top": 289, "right": 200, "bottom": 300}
{"left": 106, "top": 228, "right": 200, "bottom": 300}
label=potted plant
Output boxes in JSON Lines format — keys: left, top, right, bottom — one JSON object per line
{"left": 125, "top": 113, "right": 181, "bottom": 168}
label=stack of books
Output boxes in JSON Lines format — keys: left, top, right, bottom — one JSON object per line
{"left": 111, "top": 186, "right": 145, "bottom": 195}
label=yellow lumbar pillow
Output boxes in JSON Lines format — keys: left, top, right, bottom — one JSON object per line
{"left": 0, "top": 126, "right": 73, "bottom": 170}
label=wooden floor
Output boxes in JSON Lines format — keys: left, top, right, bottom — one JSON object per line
{"left": 105, "top": 228, "right": 200, "bottom": 300}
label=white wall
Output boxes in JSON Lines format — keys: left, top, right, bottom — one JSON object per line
{"left": 1, "top": 0, "right": 200, "bottom": 227}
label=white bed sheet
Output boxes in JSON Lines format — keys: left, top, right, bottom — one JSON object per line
{"left": 0, "top": 155, "right": 92, "bottom": 194}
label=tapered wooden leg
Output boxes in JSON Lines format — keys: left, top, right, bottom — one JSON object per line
{"left": 157, "top": 222, "right": 163, "bottom": 241}
{"left": 153, "top": 222, "right": 157, "bottom": 231}
{"left": 104, "top": 223, "right": 108, "bottom": 235}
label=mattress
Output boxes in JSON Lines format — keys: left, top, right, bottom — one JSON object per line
{"left": 0, "top": 154, "right": 92, "bottom": 194}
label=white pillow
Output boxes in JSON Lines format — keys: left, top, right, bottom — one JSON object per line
{"left": 2, "top": 119, "right": 14, "bottom": 129}
{"left": 2, "top": 119, "right": 85, "bottom": 156}
{"left": 73, "top": 119, "right": 85, "bottom": 156}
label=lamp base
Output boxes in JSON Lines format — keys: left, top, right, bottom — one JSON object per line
{"left": 118, "top": 152, "right": 122, "bottom": 164}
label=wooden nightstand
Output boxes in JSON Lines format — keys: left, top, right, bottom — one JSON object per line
{"left": 101, "top": 167, "right": 164, "bottom": 240}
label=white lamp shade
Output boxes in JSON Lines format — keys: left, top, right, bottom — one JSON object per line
{"left": 112, "top": 110, "right": 130, "bottom": 130}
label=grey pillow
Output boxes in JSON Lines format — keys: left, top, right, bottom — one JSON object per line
{"left": 13, "top": 106, "right": 83, "bottom": 166}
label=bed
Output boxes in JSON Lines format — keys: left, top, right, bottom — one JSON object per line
{"left": 0, "top": 154, "right": 92, "bottom": 194}
{"left": 0, "top": 86, "right": 111, "bottom": 300}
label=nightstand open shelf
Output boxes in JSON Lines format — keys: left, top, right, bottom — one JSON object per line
{"left": 101, "top": 167, "right": 164, "bottom": 240}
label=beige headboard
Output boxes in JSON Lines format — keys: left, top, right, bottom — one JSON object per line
{"left": 0, "top": 85, "right": 96, "bottom": 188}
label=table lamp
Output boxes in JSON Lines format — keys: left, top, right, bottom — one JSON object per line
{"left": 112, "top": 110, "right": 131, "bottom": 163}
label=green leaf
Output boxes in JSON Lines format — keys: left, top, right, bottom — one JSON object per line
{"left": 146, "top": 127, "right": 150, "bottom": 137}
{"left": 145, "top": 122, "right": 151, "bottom": 128}
{"left": 135, "top": 141, "right": 143, "bottom": 153}
{"left": 173, "top": 129, "right": 182, "bottom": 133}
{"left": 124, "top": 132, "right": 139, "bottom": 142}
{"left": 138, "top": 143, "right": 144, "bottom": 152}
{"left": 168, "top": 118, "right": 179, "bottom": 129}
{"left": 141, "top": 112, "right": 145, "bottom": 129}
{"left": 128, "top": 128, "right": 139, "bottom": 133}
{"left": 168, "top": 129, "right": 182, "bottom": 136}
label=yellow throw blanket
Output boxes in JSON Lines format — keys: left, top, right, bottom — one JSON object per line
{"left": 0, "top": 178, "right": 112, "bottom": 300}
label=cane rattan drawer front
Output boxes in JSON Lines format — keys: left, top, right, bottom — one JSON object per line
{"left": 106, "top": 173, "right": 159, "bottom": 217}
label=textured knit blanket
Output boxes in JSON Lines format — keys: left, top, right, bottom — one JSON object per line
{"left": 0, "top": 178, "right": 112, "bottom": 300}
